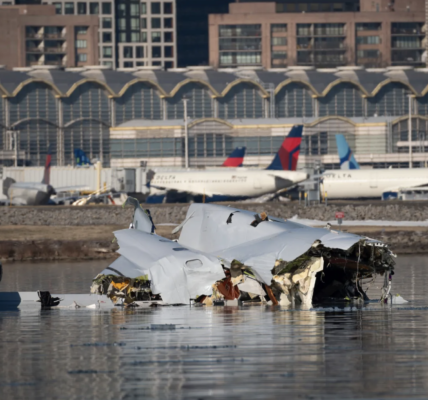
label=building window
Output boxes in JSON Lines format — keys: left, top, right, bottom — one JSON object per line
{"left": 152, "top": 61, "right": 162, "bottom": 66}
{"left": 314, "top": 23, "right": 344, "bottom": 36}
{"left": 123, "top": 46, "right": 133, "bottom": 58}
{"left": 77, "top": 2, "right": 87, "bottom": 14}
{"left": 75, "top": 26, "right": 88, "bottom": 35}
{"left": 219, "top": 24, "right": 262, "bottom": 37}
{"left": 356, "top": 23, "right": 381, "bottom": 31}
{"left": 164, "top": 46, "right": 173, "bottom": 57}
{"left": 152, "top": 32, "right": 161, "bottom": 43}
{"left": 356, "top": 36, "right": 380, "bottom": 45}
{"left": 164, "top": 18, "right": 173, "bottom": 29}
{"left": 152, "top": 46, "right": 161, "bottom": 58}
{"left": 102, "top": 18, "right": 112, "bottom": 29}
{"left": 102, "top": 2, "right": 111, "bottom": 14}
{"left": 53, "top": 3, "right": 62, "bottom": 14}
{"left": 64, "top": 2, "right": 74, "bottom": 14}
{"left": 272, "top": 51, "right": 287, "bottom": 59}
{"left": 90, "top": 2, "right": 99, "bottom": 14}
{"left": 164, "top": 32, "right": 173, "bottom": 42}
{"left": 151, "top": 2, "right": 161, "bottom": 14}
{"left": 117, "top": 18, "right": 126, "bottom": 30}
{"left": 297, "top": 24, "right": 311, "bottom": 36}
{"left": 136, "top": 61, "right": 145, "bottom": 66}
{"left": 136, "top": 46, "right": 144, "bottom": 58}
{"left": 220, "top": 51, "right": 261, "bottom": 66}
{"left": 271, "top": 24, "right": 287, "bottom": 33}
{"left": 103, "top": 61, "right": 113, "bottom": 67}
{"left": 272, "top": 37, "right": 287, "bottom": 46}
{"left": 151, "top": 18, "right": 161, "bottom": 29}
{"left": 103, "top": 46, "right": 112, "bottom": 57}
{"left": 130, "top": 32, "right": 140, "bottom": 42}
{"left": 75, "top": 39, "right": 87, "bottom": 48}
{"left": 118, "top": 32, "right": 127, "bottom": 42}
{"left": 102, "top": 32, "right": 112, "bottom": 42}
{"left": 77, "top": 53, "right": 87, "bottom": 62}
{"left": 141, "top": 18, "right": 147, "bottom": 29}
{"left": 124, "top": 61, "right": 133, "bottom": 68}
{"left": 357, "top": 49, "right": 380, "bottom": 58}
{"left": 141, "top": 2, "right": 146, "bottom": 14}
{"left": 164, "top": 2, "right": 172, "bottom": 14}
{"left": 165, "top": 61, "right": 173, "bottom": 69}
{"left": 117, "top": 3, "right": 125, "bottom": 17}
{"left": 130, "top": 3, "right": 139, "bottom": 16}
{"left": 392, "top": 36, "right": 423, "bottom": 49}
{"left": 130, "top": 17, "right": 140, "bottom": 30}
{"left": 141, "top": 32, "right": 147, "bottom": 42}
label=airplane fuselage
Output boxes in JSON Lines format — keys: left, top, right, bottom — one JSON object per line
{"left": 321, "top": 168, "right": 428, "bottom": 199}
{"left": 151, "top": 169, "right": 308, "bottom": 198}
{"left": 8, "top": 182, "right": 55, "bottom": 205}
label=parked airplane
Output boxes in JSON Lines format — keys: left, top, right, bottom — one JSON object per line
{"left": 321, "top": 138, "right": 428, "bottom": 199}
{"left": 221, "top": 146, "right": 246, "bottom": 167}
{"left": 336, "top": 134, "right": 360, "bottom": 170}
{"left": 3, "top": 148, "right": 88, "bottom": 206}
{"left": 149, "top": 125, "right": 307, "bottom": 202}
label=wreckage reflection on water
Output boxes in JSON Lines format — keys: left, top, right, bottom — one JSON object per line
{"left": 0, "top": 256, "right": 428, "bottom": 399}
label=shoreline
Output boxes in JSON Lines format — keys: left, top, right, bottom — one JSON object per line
{"left": 1, "top": 225, "right": 427, "bottom": 261}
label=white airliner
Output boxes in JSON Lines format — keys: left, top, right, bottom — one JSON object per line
{"left": 321, "top": 169, "right": 428, "bottom": 200}
{"left": 149, "top": 125, "right": 308, "bottom": 202}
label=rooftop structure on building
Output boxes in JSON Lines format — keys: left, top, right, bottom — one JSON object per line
{"left": 209, "top": 0, "right": 427, "bottom": 68}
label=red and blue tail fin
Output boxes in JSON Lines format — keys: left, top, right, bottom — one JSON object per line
{"left": 222, "top": 146, "right": 246, "bottom": 167}
{"left": 266, "top": 125, "right": 303, "bottom": 171}
{"left": 42, "top": 145, "right": 52, "bottom": 185}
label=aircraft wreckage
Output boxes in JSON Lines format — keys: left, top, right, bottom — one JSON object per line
{"left": 85, "top": 199, "right": 398, "bottom": 308}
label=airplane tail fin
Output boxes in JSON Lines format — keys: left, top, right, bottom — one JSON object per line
{"left": 266, "top": 125, "right": 303, "bottom": 171}
{"left": 74, "top": 148, "right": 92, "bottom": 166}
{"left": 222, "top": 147, "right": 246, "bottom": 167}
{"left": 42, "top": 145, "right": 52, "bottom": 185}
{"left": 336, "top": 134, "right": 360, "bottom": 170}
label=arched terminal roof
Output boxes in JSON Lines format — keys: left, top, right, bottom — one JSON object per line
{"left": 2, "top": 66, "right": 428, "bottom": 98}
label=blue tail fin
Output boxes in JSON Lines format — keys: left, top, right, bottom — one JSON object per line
{"left": 222, "top": 147, "right": 246, "bottom": 167}
{"left": 74, "top": 148, "right": 92, "bottom": 166}
{"left": 266, "top": 125, "right": 303, "bottom": 171}
{"left": 336, "top": 134, "right": 359, "bottom": 170}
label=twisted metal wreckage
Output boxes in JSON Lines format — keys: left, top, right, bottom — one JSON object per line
{"left": 89, "top": 198, "right": 399, "bottom": 308}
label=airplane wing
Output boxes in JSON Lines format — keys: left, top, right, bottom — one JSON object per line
{"left": 54, "top": 185, "right": 90, "bottom": 193}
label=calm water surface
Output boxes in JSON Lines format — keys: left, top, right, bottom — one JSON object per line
{"left": 1, "top": 256, "right": 428, "bottom": 400}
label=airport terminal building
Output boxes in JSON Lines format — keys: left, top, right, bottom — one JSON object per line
{"left": 1, "top": 64, "right": 428, "bottom": 169}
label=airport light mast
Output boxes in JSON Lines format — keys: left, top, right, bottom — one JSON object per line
{"left": 183, "top": 96, "right": 190, "bottom": 169}
{"left": 408, "top": 94, "right": 413, "bottom": 168}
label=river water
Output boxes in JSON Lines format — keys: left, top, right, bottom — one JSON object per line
{"left": 1, "top": 256, "right": 428, "bottom": 400}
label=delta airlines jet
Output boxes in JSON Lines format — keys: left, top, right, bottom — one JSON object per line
{"left": 150, "top": 125, "right": 307, "bottom": 202}
{"left": 321, "top": 136, "right": 428, "bottom": 199}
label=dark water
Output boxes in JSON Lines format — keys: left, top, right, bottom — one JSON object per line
{"left": 1, "top": 256, "right": 428, "bottom": 400}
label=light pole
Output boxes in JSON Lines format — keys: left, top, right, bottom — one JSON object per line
{"left": 183, "top": 96, "right": 190, "bottom": 168}
{"left": 408, "top": 94, "right": 413, "bottom": 168}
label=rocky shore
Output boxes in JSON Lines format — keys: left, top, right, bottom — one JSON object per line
{"left": 1, "top": 201, "right": 428, "bottom": 261}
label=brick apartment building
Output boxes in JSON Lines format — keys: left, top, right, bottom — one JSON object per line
{"left": 209, "top": 0, "right": 427, "bottom": 68}
{"left": 0, "top": 5, "right": 99, "bottom": 68}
